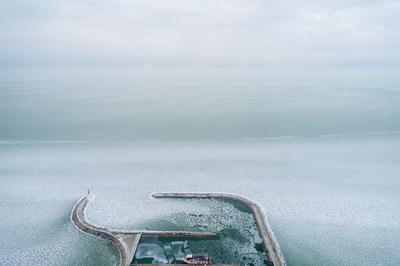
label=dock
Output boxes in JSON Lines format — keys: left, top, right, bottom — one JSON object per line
{"left": 71, "top": 195, "right": 217, "bottom": 266}
{"left": 71, "top": 192, "right": 286, "bottom": 266}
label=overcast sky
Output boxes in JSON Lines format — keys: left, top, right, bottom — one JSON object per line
{"left": 1, "top": 0, "right": 399, "bottom": 69}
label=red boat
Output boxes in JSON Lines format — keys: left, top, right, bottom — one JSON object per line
{"left": 182, "top": 254, "right": 214, "bottom": 265}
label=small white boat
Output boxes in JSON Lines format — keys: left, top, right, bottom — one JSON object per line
{"left": 182, "top": 254, "right": 214, "bottom": 264}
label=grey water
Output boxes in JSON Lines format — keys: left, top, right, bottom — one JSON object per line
{"left": 0, "top": 68, "right": 400, "bottom": 265}
{"left": 1, "top": 68, "right": 399, "bottom": 141}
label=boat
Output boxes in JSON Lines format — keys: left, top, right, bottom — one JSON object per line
{"left": 182, "top": 254, "right": 214, "bottom": 264}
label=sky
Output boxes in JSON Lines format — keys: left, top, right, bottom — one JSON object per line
{"left": 1, "top": 0, "right": 400, "bottom": 69}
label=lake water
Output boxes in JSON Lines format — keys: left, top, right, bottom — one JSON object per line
{"left": 0, "top": 68, "right": 399, "bottom": 265}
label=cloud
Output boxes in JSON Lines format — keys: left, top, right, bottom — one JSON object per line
{"left": 1, "top": 0, "right": 399, "bottom": 68}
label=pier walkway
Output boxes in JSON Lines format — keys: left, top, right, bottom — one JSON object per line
{"left": 71, "top": 195, "right": 217, "bottom": 266}
{"left": 71, "top": 193, "right": 285, "bottom": 266}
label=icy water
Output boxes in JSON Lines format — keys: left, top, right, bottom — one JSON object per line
{"left": 132, "top": 199, "right": 269, "bottom": 265}
{"left": 0, "top": 69, "right": 400, "bottom": 265}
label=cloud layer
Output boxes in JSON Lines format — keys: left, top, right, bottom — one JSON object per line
{"left": 1, "top": 0, "right": 399, "bottom": 68}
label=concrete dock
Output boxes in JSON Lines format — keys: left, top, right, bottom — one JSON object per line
{"left": 71, "top": 192, "right": 286, "bottom": 266}
{"left": 151, "top": 192, "right": 286, "bottom": 266}
{"left": 71, "top": 195, "right": 217, "bottom": 266}
{"left": 71, "top": 195, "right": 138, "bottom": 266}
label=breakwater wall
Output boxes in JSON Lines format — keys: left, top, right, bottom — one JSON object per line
{"left": 151, "top": 192, "right": 286, "bottom": 266}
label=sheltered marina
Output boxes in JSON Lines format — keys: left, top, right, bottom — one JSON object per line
{"left": 71, "top": 192, "right": 286, "bottom": 266}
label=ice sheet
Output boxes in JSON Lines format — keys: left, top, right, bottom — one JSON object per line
{"left": 0, "top": 135, "right": 399, "bottom": 265}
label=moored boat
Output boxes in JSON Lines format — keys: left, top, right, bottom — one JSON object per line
{"left": 182, "top": 254, "right": 214, "bottom": 264}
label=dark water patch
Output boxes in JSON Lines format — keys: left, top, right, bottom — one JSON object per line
{"left": 132, "top": 198, "right": 269, "bottom": 265}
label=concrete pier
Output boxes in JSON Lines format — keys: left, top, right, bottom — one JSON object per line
{"left": 71, "top": 195, "right": 138, "bottom": 266}
{"left": 71, "top": 195, "right": 217, "bottom": 266}
{"left": 151, "top": 192, "right": 286, "bottom": 266}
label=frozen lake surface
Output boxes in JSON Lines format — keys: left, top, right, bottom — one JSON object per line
{"left": 0, "top": 135, "right": 399, "bottom": 265}
{"left": 0, "top": 70, "right": 399, "bottom": 265}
